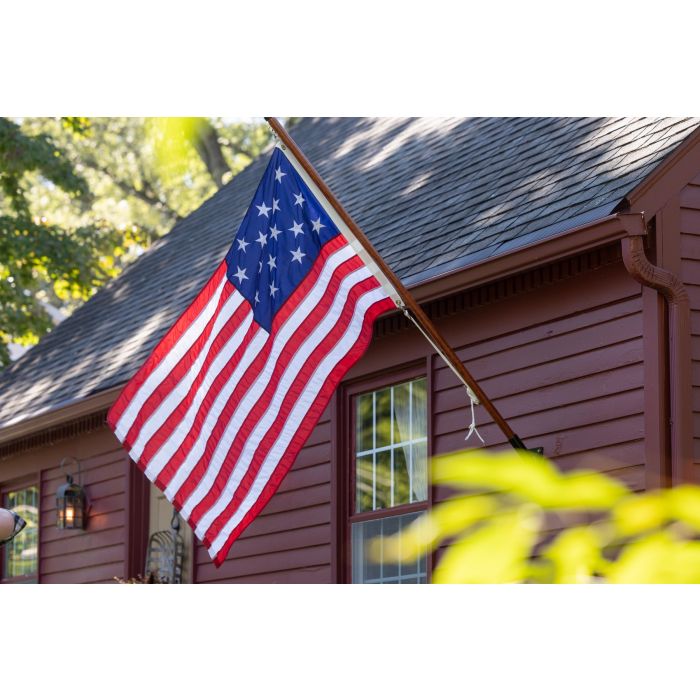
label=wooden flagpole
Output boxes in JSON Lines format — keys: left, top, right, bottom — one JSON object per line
{"left": 265, "top": 117, "right": 528, "bottom": 451}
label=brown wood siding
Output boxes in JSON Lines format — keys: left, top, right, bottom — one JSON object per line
{"left": 1, "top": 429, "right": 133, "bottom": 583}
{"left": 680, "top": 174, "right": 700, "bottom": 464}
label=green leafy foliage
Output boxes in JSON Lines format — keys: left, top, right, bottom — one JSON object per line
{"left": 382, "top": 449, "right": 700, "bottom": 583}
{"left": 0, "top": 117, "right": 140, "bottom": 365}
{"left": 0, "top": 117, "right": 272, "bottom": 365}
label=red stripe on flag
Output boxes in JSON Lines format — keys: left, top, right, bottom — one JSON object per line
{"left": 134, "top": 299, "right": 250, "bottom": 468}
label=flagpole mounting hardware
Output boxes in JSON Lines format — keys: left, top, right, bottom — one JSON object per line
{"left": 507, "top": 433, "right": 543, "bottom": 455}
{"left": 267, "top": 122, "right": 284, "bottom": 148}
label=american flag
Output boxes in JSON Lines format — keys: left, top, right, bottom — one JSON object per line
{"left": 107, "top": 145, "right": 398, "bottom": 565}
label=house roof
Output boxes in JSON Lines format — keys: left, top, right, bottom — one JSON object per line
{"left": 1, "top": 116, "right": 699, "bottom": 431}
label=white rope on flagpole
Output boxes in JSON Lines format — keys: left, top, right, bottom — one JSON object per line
{"left": 465, "top": 390, "right": 484, "bottom": 444}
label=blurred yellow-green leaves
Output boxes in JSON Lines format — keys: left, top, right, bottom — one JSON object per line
{"left": 379, "top": 449, "right": 700, "bottom": 583}
{"left": 146, "top": 118, "right": 209, "bottom": 185}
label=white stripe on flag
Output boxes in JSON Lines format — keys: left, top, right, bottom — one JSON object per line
{"left": 141, "top": 309, "right": 256, "bottom": 480}
{"left": 157, "top": 325, "right": 267, "bottom": 491}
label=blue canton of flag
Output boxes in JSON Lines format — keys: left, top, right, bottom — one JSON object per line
{"left": 225, "top": 148, "right": 337, "bottom": 330}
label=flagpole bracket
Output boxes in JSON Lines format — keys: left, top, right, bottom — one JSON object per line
{"left": 508, "top": 433, "right": 544, "bottom": 455}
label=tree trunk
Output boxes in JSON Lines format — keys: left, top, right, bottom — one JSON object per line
{"left": 193, "top": 121, "right": 231, "bottom": 188}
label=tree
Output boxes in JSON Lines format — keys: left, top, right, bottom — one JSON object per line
{"left": 0, "top": 117, "right": 141, "bottom": 365}
{"left": 0, "top": 117, "right": 272, "bottom": 365}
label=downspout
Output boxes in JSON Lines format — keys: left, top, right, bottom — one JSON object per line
{"left": 617, "top": 212, "right": 693, "bottom": 484}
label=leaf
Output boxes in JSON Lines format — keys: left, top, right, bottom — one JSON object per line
{"left": 378, "top": 494, "right": 496, "bottom": 563}
{"left": 606, "top": 530, "right": 700, "bottom": 583}
{"left": 666, "top": 485, "right": 700, "bottom": 531}
{"left": 612, "top": 491, "right": 668, "bottom": 537}
{"left": 432, "top": 505, "right": 541, "bottom": 583}
{"left": 432, "top": 449, "right": 562, "bottom": 493}
{"left": 432, "top": 450, "right": 628, "bottom": 510}
{"left": 542, "top": 526, "right": 605, "bottom": 583}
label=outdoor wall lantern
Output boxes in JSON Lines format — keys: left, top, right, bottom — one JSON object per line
{"left": 56, "top": 457, "right": 89, "bottom": 530}
{"left": 0, "top": 508, "right": 26, "bottom": 546}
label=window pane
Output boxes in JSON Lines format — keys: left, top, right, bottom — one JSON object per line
{"left": 411, "top": 441, "right": 428, "bottom": 503}
{"left": 411, "top": 378, "right": 427, "bottom": 439}
{"left": 392, "top": 381, "right": 411, "bottom": 444}
{"left": 351, "top": 512, "right": 426, "bottom": 584}
{"left": 374, "top": 450, "right": 391, "bottom": 511}
{"left": 356, "top": 456, "right": 374, "bottom": 513}
{"left": 374, "top": 388, "right": 392, "bottom": 448}
{"left": 379, "top": 514, "right": 400, "bottom": 579}
{"left": 393, "top": 447, "right": 411, "bottom": 506}
{"left": 3, "top": 485, "right": 39, "bottom": 580}
{"left": 356, "top": 393, "right": 374, "bottom": 452}
{"left": 351, "top": 519, "right": 382, "bottom": 583}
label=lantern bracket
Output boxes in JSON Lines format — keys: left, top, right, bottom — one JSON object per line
{"left": 60, "top": 457, "right": 83, "bottom": 486}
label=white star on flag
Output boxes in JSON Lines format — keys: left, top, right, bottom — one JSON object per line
{"left": 256, "top": 202, "right": 271, "bottom": 217}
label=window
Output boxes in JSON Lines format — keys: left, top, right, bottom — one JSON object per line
{"left": 350, "top": 377, "right": 428, "bottom": 583}
{"left": 1, "top": 483, "right": 39, "bottom": 583}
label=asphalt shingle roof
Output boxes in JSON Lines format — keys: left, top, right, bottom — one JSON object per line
{"left": 1, "top": 117, "right": 698, "bottom": 430}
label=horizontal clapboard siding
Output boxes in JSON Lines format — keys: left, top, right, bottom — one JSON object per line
{"left": 680, "top": 176, "right": 700, "bottom": 463}
{"left": 0, "top": 252, "right": 647, "bottom": 583}
{"left": 37, "top": 431, "right": 131, "bottom": 583}
{"left": 427, "top": 262, "right": 645, "bottom": 485}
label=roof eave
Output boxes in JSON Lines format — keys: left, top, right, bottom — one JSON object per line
{"left": 625, "top": 124, "right": 700, "bottom": 216}
{"left": 407, "top": 212, "right": 628, "bottom": 305}
{"left": 0, "top": 385, "right": 122, "bottom": 447}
